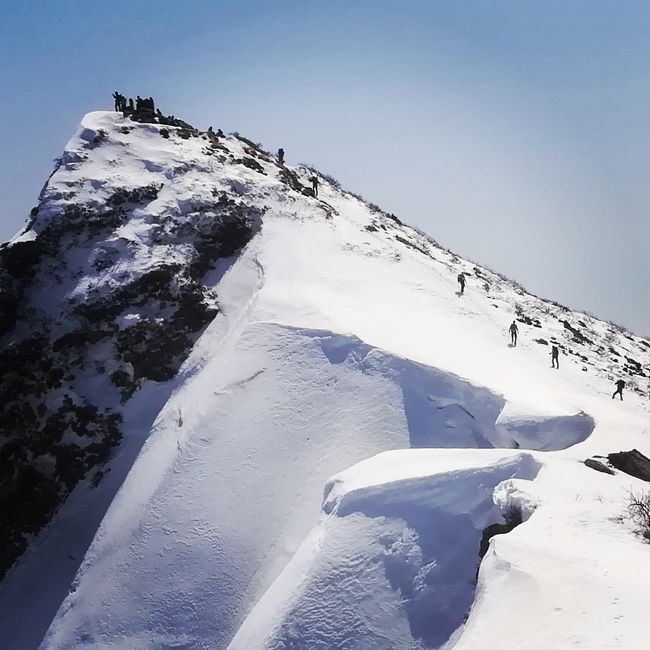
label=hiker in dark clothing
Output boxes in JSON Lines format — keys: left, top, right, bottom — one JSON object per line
{"left": 277, "top": 148, "right": 285, "bottom": 165}
{"left": 551, "top": 345, "right": 560, "bottom": 369}
{"left": 311, "top": 175, "right": 319, "bottom": 197}
{"left": 207, "top": 126, "right": 219, "bottom": 143}
{"left": 148, "top": 97, "right": 155, "bottom": 111}
{"left": 127, "top": 98, "right": 134, "bottom": 112}
{"left": 217, "top": 128, "right": 224, "bottom": 137}
{"left": 509, "top": 321, "right": 519, "bottom": 346}
{"left": 612, "top": 379, "right": 625, "bottom": 400}
{"left": 113, "top": 91, "right": 120, "bottom": 111}
{"left": 457, "top": 272, "right": 466, "bottom": 295}
{"left": 136, "top": 96, "right": 143, "bottom": 111}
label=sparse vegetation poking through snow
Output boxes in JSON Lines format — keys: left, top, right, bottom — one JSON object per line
{"left": 478, "top": 504, "right": 524, "bottom": 559}
{"left": 410, "top": 224, "right": 441, "bottom": 249}
{"left": 300, "top": 163, "right": 343, "bottom": 190}
{"left": 627, "top": 491, "right": 650, "bottom": 541}
{"left": 233, "top": 134, "right": 270, "bottom": 157}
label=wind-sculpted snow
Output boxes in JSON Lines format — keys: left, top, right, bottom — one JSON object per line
{"left": 2, "top": 110, "right": 650, "bottom": 649}
{"left": 316, "top": 331, "right": 505, "bottom": 449}
{"left": 495, "top": 411, "right": 595, "bottom": 451}
{"left": 314, "top": 331, "right": 596, "bottom": 452}
{"left": 45, "top": 324, "right": 534, "bottom": 649}
{"left": 229, "top": 451, "right": 540, "bottom": 649}
{"left": 42, "top": 324, "right": 605, "bottom": 650}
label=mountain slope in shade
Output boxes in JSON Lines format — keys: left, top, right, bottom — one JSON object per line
{"left": 1, "top": 110, "right": 649, "bottom": 649}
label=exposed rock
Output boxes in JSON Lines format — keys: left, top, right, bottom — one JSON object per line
{"left": 394, "top": 235, "right": 430, "bottom": 257}
{"left": 562, "top": 320, "right": 593, "bottom": 345}
{"left": 584, "top": 458, "right": 615, "bottom": 475}
{"left": 608, "top": 449, "right": 650, "bottom": 482}
{"left": 0, "top": 137, "right": 260, "bottom": 579}
{"left": 478, "top": 506, "right": 523, "bottom": 559}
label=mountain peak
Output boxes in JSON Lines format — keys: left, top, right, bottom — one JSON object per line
{"left": 2, "top": 108, "right": 650, "bottom": 650}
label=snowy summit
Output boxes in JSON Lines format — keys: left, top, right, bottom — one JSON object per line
{"left": 1, "top": 107, "right": 649, "bottom": 650}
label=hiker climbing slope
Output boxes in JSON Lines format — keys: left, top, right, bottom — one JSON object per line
{"left": 509, "top": 321, "right": 519, "bottom": 346}
{"left": 551, "top": 345, "right": 560, "bottom": 369}
{"left": 311, "top": 175, "right": 319, "bottom": 197}
{"left": 457, "top": 272, "right": 466, "bottom": 295}
{"left": 277, "top": 148, "right": 285, "bottom": 165}
{"left": 612, "top": 379, "right": 625, "bottom": 400}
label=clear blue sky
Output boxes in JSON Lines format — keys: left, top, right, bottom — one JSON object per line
{"left": 1, "top": 0, "right": 648, "bottom": 333}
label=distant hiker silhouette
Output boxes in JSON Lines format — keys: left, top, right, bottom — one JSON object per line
{"left": 612, "top": 379, "right": 625, "bottom": 400}
{"left": 457, "top": 272, "right": 466, "bottom": 295}
{"left": 136, "top": 96, "right": 143, "bottom": 111}
{"left": 509, "top": 321, "right": 519, "bottom": 346}
{"left": 311, "top": 175, "right": 319, "bottom": 196}
{"left": 217, "top": 129, "right": 224, "bottom": 137}
{"left": 551, "top": 345, "right": 559, "bottom": 369}
{"left": 277, "top": 148, "right": 285, "bottom": 165}
{"left": 127, "top": 98, "right": 134, "bottom": 111}
{"left": 112, "top": 91, "right": 127, "bottom": 111}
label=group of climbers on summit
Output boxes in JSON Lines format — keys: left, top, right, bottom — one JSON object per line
{"left": 113, "top": 91, "right": 155, "bottom": 114}
{"left": 112, "top": 93, "right": 324, "bottom": 202}
{"left": 111, "top": 91, "right": 195, "bottom": 129}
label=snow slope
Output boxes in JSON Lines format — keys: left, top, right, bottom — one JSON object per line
{"left": 1, "top": 111, "right": 649, "bottom": 649}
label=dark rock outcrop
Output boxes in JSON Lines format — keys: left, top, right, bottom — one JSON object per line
{"left": 584, "top": 458, "right": 615, "bottom": 475}
{"left": 608, "top": 449, "right": 650, "bottom": 482}
{"left": 478, "top": 506, "right": 523, "bottom": 559}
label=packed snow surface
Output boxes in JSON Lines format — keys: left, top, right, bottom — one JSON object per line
{"left": 2, "top": 111, "right": 650, "bottom": 649}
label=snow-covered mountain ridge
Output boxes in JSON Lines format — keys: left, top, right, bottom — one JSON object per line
{"left": 1, "top": 110, "right": 649, "bottom": 649}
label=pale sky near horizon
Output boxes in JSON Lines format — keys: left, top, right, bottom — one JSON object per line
{"left": 0, "top": 0, "right": 648, "bottom": 334}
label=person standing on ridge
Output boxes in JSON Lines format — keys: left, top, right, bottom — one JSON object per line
{"left": 311, "top": 175, "right": 319, "bottom": 197}
{"left": 277, "top": 148, "right": 285, "bottom": 165}
{"left": 612, "top": 379, "right": 626, "bottom": 400}
{"left": 457, "top": 272, "right": 466, "bottom": 295}
{"left": 509, "top": 321, "right": 519, "bottom": 346}
{"left": 551, "top": 344, "right": 560, "bottom": 369}
{"left": 112, "top": 91, "right": 122, "bottom": 111}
